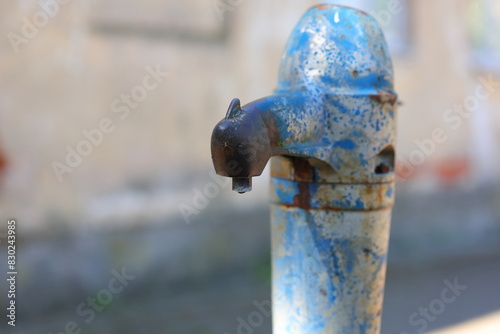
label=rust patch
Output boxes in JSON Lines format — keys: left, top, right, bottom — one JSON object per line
{"left": 292, "top": 182, "right": 310, "bottom": 210}
{"left": 264, "top": 115, "right": 281, "bottom": 148}
{"left": 290, "top": 157, "right": 315, "bottom": 182}
{"left": 363, "top": 248, "right": 370, "bottom": 256}
{"left": 320, "top": 288, "right": 327, "bottom": 296}
{"left": 378, "top": 186, "right": 384, "bottom": 205}
{"left": 369, "top": 91, "right": 397, "bottom": 105}
{"left": 312, "top": 4, "right": 369, "bottom": 16}
{"left": 342, "top": 6, "right": 370, "bottom": 16}
{"left": 313, "top": 4, "right": 335, "bottom": 11}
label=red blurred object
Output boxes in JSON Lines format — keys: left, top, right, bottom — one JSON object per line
{"left": 0, "top": 146, "right": 6, "bottom": 179}
{"left": 434, "top": 157, "right": 470, "bottom": 185}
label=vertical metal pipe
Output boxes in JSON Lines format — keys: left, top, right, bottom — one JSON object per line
{"left": 267, "top": 6, "right": 397, "bottom": 332}
{"left": 270, "top": 156, "right": 394, "bottom": 333}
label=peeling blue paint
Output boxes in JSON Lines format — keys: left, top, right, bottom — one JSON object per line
{"left": 334, "top": 139, "right": 356, "bottom": 150}
{"left": 355, "top": 198, "right": 365, "bottom": 209}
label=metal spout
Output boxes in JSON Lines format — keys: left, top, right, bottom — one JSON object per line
{"left": 232, "top": 177, "right": 252, "bottom": 194}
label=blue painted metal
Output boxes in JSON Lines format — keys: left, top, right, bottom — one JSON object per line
{"left": 211, "top": 4, "right": 397, "bottom": 334}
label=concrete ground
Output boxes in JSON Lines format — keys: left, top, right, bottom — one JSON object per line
{"left": 5, "top": 252, "right": 499, "bottom": 334}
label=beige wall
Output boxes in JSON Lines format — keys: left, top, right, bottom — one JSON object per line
{"left": 394, "top": 0, "right": 500, "bottom": 188}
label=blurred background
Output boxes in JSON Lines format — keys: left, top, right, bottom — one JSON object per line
{"left": 0, "top": 0, "right": 499, "bottom": 333}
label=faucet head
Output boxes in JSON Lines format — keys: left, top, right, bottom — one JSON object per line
{"left": 211, "top": 98, "right": 273, "bottom": 193}
{"left": 211, "top": 5, "right": 398, "bottom": 191}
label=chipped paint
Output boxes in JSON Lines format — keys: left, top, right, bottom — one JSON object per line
{"left": 269, "top": 6, "right": 396, "bottom": 334}
{"left": 271, "top": 206, "right": 391, "bottom": 334}
{"left": 210, "top": 4, "right": 397, "bottom": 334}
{"left": 270, "top": 178, "right": 395, "bottom": 211}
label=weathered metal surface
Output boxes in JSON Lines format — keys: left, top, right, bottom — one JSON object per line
{"left": 271, "top": 206, "right": 391, "bottom": 333}
{"left": 210, "top": 4, "right": 397, "bottom": 334}
{"left": 270, "top": 178, "right": 395, "bottom": 211}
